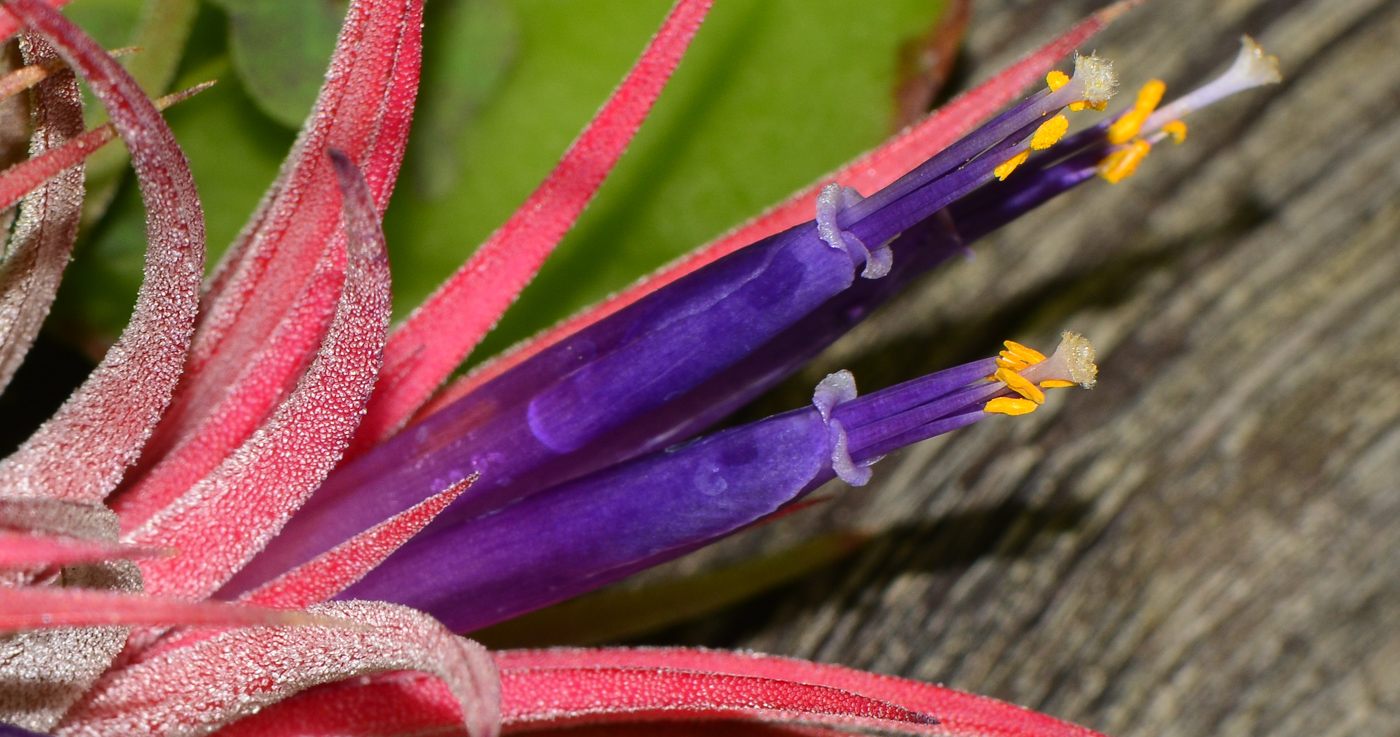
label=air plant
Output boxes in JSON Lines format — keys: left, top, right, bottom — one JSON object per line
{"left": 0, "top": 0, "right": 1281, "bottom": 734}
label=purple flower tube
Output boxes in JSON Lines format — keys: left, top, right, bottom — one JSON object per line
{"left": 341, "top": 334, "right": 1098, "bottom": 632}
{"left": 224, "top": 55, "right": 1125, "bottom": 598}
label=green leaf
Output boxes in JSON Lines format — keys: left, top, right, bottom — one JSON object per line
{"left": 410, "top": 0, "right": 518, "bottom": 199}
{"left": 210, "top": 0, "right": 344, "bottom": 128}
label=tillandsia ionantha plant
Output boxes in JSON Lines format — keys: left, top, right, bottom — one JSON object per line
{"left": 0, "top": 0, "right": 1284, "bottom": 734}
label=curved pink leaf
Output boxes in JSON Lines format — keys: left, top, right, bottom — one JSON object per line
{"left": 58, "top": 601, "right": 501, "bottom": 737}
{"left": 0, "top": 35, "right": 84, "bottom": 394}
{"left": 418, "top": 0, "right": 1138, "bottom": 419}
{"left": 241, "top": 476, "right": 473, "bottom": 609}
{"left": 497, "top": 649, "right": 1106, "bottom": 737}
{"left": 0, "top": 0, "right": 66, "bottom": 43}
{"left": 0, "top": 530, "right": 162, "bottom": 567}
{"left": 112, "top": 247, "right": 343, "bottom": 531}
{"left": 497, "top": 664, "right": 936, "bottom": 733}
{"left": 353, "top": 0, "right": 715, "bottom": 453}
{"left": 0, "top": 587, "right": 332, "bottom": 630}
{"left": 211, "top": 672, "right": 471, "bottom": 737}
{"left": 135, "top": 0, "right": 422, "bottom": 489}
{"left": 0, "top": 0, "right": 205, "bottom": 503}
{"left": 124, "top": 151, "right": 391, "bottom": 599}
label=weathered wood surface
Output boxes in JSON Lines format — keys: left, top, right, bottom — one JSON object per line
{"left": 661, "top": 0, "right": 1400, "bottom": 735}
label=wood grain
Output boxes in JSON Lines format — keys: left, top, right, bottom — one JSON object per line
{"left": 655, "top": 1, "right": 1400, "bottom": 735}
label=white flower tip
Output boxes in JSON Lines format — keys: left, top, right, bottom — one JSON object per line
{"left": 1074, "top": 53, "right": 1119, "bottom": 105}
{"left": 1229, "top": 36, "right": 1282, "bottom": 88}
{"left": 1055, "top": 331, "right": 1098, "bottom": 389}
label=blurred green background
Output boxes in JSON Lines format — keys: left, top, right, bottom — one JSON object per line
{"left": 54, "top": 0, "right": 948, "bottom": 366}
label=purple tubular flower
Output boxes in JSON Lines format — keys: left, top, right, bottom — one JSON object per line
{"left": 223, "top": 54, "right": 1125, "bottom": 597}
{"left": 339, "top": 334, "right": 1098, "bottom": 632}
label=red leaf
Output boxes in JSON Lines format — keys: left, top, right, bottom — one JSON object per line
{"left": 0, "top": 0, "right": 206, "bottom": 503}
{"left": 353, "top": 0, "right": 715, "bottom": 452}
{"left": 0, "top": 35, "right": 84, "bottom": 394}
{"left": 497, "top": 664, "right": 936, "bottom": 733}
{"left": 0, "top": 0, "right": 66, "bottom": 43}
{"left": 497, "top": 648, "right": 1107, "bottom": 737}
{"left": 0, "top": 586, "right": 334, "bottom": 631}
{"left": 211, "top": 672, "right": 470, "bottom": 737}
{"left": 417, "top": 0, "right": 1137, "bottom": 419}
{"left": 59, "top": 602, "right": 500, "bottom": 737}
{"left": 122, "top": 0, "right": 423, "bottom": 512}
{"left": 124, "top": 151, "right": 392, "bottom": 600}
{"left": 0, "top": 530, "right": 161, "bottom": 567}
{"left": 240, "top": 476, "right": 473, "bottom": 609}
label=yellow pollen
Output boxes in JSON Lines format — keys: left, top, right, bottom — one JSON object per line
{"left": 1040, "top": 379, "right": 1077, "bottom": 389}
{"left": 1003, "top": 340, "right": 1047, "bottom": 364}
{"left": 985, "top": 397, "right": 1038, "bottom": 416}
{"left": 1046, "top": 70, "right": 1069, "bottom": 91}
{"left": 1068, "top": 100, "right": 1086, "bottom": 112}
{"left": 1032, "top": 115, "right": 1070, "bottom": 150}
{"left": 1163, "top": 120, "right": 1188, "bottom": 143}
{"left": 995, "top": 367, "right": 1046, "bottom": 404}
{"left": 1098, "top": 139, "right": 1152, "bottom": 183}
{"left": 1107, "top": 79, "right": 1166, "bottom": 145}
{"left": 994, "top": 150, "right": 1030, "bottom": 181}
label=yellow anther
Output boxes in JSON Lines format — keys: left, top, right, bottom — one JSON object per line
{"left": 995, "top": 367, "right": 1046, "bottom": 404}
{"left": 996, "top": 356, "right": 1029, "bottom": 371}
{"left": 1031, "top": 115, "right": 1070, "bottom": 150}
{"left": 1107, "top": 79, "right": 1166, "bottom": 145}
{"left": 1097, "top": 139, "right": 1152, "bottom": 184}
{"left": 1135, "top": 79, "right": 1166, "bottom": 109}
{"left": 1003, "top": 340, "right": 1047, "bottom": 364}
{"left": 1068, "top": 100, "right": 1086, "bottom": 112}
{"left": 1040, "top": 379, "right": 1077, "bottom": 389}
{"left": 1046, "top": 70, "right": 1069, "bottom": 92}
{"left": 1162, "top": 120, "right": 1188, "bottom": 143}
{"left": 994, "top": 151, "right": 1029, "bottom": 181}
{"left": 985, "top": 397, "right": 1038, "bottom": 416}
{"left": 996, "top": 357, "right": 1030, "bottom": 372}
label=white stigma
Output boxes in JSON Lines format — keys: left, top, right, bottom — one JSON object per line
{"left": 1144, "top": 36, "right": 1280, "bottom": 133}
{"left": 1020, "top": 331, "right": 1098, "bottom": 389}
{"left": 1074, "top": 52, "right": 1119, "bottom": 105}
{"left": 1054, "top": 331, "right": 1099, "bottom": 388}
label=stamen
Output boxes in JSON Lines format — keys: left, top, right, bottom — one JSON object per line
{"left": 1108, "top": 79, "right": 1165, "bottom": 144}
{"left": 1003, "top": 340, "right": 1046, "bottom": 364}
{"left": 995, "top": 367, "right": 1046, "bottom": 404}
{"left": 994, "top": 150, "right": 1029, "bottom": 180}
{"left": 1046, "top": 70, "right": 1069, "bottom": 92}
{"left": 1032, "top": 114, "right": 1070, "bottom": 150}
{"left": 1098, "top": 139, "right": 1152, "bottom": 183}
{"left": 1162, "top": 120, "right": 1188, "bottom": 143}
{"left": 985, "top": 397, "right": 1037, "bottom": 416}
